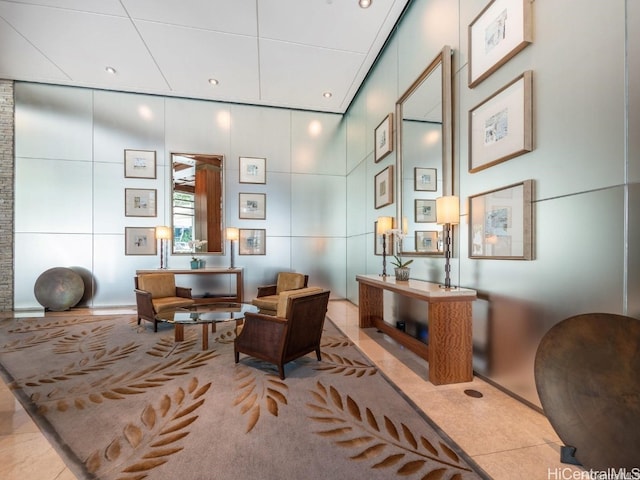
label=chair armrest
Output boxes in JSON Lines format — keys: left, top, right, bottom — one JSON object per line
{"left": 134, "top": 289, "right": 156, "bottom": 318}
{"left": 256, "top": 284, "right": 277, "bottom": 298}
{"left": 176, "top": 286, "right": 192, "bottom": 299}
{"left": 236, "top": 312, "right": 288, "bottom": 355}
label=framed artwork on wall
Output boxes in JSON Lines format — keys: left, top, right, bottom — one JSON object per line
{"left": 124, "top": 149, "right": 156, "bottom": 179}
{"left": 374, "top": 221, "right": 394, "bottom": 256}
{"left": 125, "top": 227, "right": 157, "bottom": 255}
{"left": 125, "top": 188, "right": 157, "bottom": 217}
{"left": 468, "top": 0, "right": 533, "bottom": 88}
{"left": 414, "top": 167, "right": 437, "bottom": 191}
{"left": 239, "top": 228, "right": 266, "bottom": 255}
{"left": 374, "top": 166, "right": 393, "bottom": 209}
{"left": 469, "top": 71, "right": 533, "bottom": 173}
{"left": 239, "top": 156, "right": 266, "bottom": 184}
{"left": 374, "top": 113, "right": 393, "bottom": 162}
{"left": 415, "top": 230, "right": 440, "bottom": 253}
{"left": 468, "top": 179, "right": 534, "bottom": 260}
{"left": 239, "top": 193, "right": 266, "bottom": 220}
{"left": 415, "top": 199, "right": 437, "bottom": 223}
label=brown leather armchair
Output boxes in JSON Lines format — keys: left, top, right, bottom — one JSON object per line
{"left": 235, "top": 288, "right": 330, "bottom": 379}
{"left": 134, "top": 273, "right": 195, "bottom": 331}
{"left": 251, "top": 272, "right": 309, "bottom": 315}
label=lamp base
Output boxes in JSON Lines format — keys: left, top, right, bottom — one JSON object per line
{"left": 438, "top": 284, "right": 458, "bottom": 290}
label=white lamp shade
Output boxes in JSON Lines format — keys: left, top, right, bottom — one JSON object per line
{"left": 376, "top": 216, "right": 393, "bottom": 235}
{"left": 155, "top": 225, "right": 172, "bottom": 240}
{"left": 226, "top": 227, "right": 239, "bottom": 241}
{"left": 436, "top": 196, "right": 460, "bottom": 225}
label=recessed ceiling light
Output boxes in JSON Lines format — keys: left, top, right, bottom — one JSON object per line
{"left": 208, "top": 78, "right": 219, "bottom": 86}
{"left": 105, "top": 66, "right": 117, "bottom": 74}
{"left": 323, "top": 92, "right": 332, "bottom": 98}
{"left": 359, "top": 0, "right": 371, "bottom": 8}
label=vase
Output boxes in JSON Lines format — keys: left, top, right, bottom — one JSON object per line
{"left": 190, "top": 260, "right": 200, "bottom": 269}
{"left": 394, "top": 267, "right": 410, "bottom": 281}
{"left": 198, "top": 259, "right": 206, "bottom": 269}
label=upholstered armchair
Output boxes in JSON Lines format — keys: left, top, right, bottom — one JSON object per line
{"left": 235, "top": 288, "right": 330, "bottom": 379}
{"left": 251, "top": 272, "right": 309, "bottom": 315}
{"left": 134, "top": 273, "right": 195, "bottom": 331}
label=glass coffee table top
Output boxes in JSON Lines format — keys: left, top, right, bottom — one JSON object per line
{"left": 157, "top": 302, "right": 258, "bottom": 324}
{"left": 156, "top": 302, "right": 258, "bottom": 350}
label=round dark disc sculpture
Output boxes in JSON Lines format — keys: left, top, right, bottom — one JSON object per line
{"left": 34, "top": 267, "right": 84, "bottom": 311}
{"left": 534, "top": 313, "right": 640, "bottom": 470}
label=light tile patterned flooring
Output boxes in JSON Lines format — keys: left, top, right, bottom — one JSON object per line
{"left": 0, "top": 301, "right": 584, "bottom": 480}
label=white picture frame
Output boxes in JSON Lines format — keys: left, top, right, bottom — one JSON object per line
{"left": 239, "top": 156, "right": 266, "bottom": 184}
{"left": 468, "top": 0, "right": 533, "bottom": 88}
{"left": 469, "top": 71, "right": 533, "bottom": 173}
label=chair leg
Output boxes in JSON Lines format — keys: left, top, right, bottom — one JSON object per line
{"left": 278, "top": 364, "right": 285, "bottom": 380}
{"left": 154, "top": 320, "right": 158, "bottom": 332}
{"left": 315, "top": 347, "right": 322, "bottom": 361}
{"left": 234, "top": 351, "right": 239, "bottom": 364}
{"left": 137, "top": 317, "right": 141, "bottom": 325}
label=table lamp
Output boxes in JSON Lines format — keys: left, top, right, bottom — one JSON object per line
{"left": 226, "top": 227, "right": 239, "bottom": 269}
{"left": 155, "top": 225, "right": 172, "bottom": 269}
{"left": 436, "top": 196, "right": 459, "bottom": 289}
{"left": 376, "top": 216, "right": 393, "bottom": 277}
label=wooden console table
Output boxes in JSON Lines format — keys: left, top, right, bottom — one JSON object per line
{"left": 136, "top": 268, "right": 244, "bottom": 303}
{"left": 356, "top": 274, "right": 476, "bottom": 385}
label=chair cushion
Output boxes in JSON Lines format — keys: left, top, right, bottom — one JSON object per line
{"left": 276, "top": 273, "right": 306, "bottom": 294}
{"left": 153, "top": 296, "right": 195, "bottom": 313}
{"left": 252, "top": 294, "right": 279, "bottom": 312}
{"left": 138, "top": 273, "right": 176, "bottom": 299}
{"left": 276, "top": 287, "right": 324, "bottom": 318}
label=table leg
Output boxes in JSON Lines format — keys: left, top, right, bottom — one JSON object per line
{"left": 358, "top": 282, "right": 383, "bottom": 328}
{"left": 202, "top": 324, "right": 209, "bottom": 350}
{"left": 174, "top": 324, "right": 184, "bottom": 342}
{"left": 428, "top": 301, "right": 473, "bottom": 385}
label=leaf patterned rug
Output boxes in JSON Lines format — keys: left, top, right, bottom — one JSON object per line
{"left": 0, "top": 313, "right": 486, "bottom": 480}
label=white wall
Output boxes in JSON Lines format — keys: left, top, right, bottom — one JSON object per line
{"left": 14, "top": 85, "right": 347, "bottom": 308}
{"left": 345, "top": 0, "right": 638, "bottom": 407}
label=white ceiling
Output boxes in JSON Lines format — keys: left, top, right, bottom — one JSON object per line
{"left": 0, "top": 0, "right": 410, "bottom": 113}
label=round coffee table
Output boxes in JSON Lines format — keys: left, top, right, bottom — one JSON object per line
{"left": 156, "top": 302, "right": 258, "bottom": 350}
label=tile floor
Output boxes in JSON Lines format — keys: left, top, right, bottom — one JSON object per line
{"left": 0, "top": 301, "right": 584, "bottom": 480}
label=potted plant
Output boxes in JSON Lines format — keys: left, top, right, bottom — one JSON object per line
{"left": 188, "top": 240, "right": 207, "bottom": 269}
{"left": 390, "top": 255, "right": 413, "bottom": 281}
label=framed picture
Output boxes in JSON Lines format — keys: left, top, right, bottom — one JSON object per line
{"left": 468, "top": 0, "right": 533, "bottom": 88}
{"left": 415, "top": 199, "right": 437, "bottom": 223}
{"left": 469, "top": 71, "right": 533, "bottom": 173}
{"left": 239, "top": 193, "right": 266, "bottom": 220}
{"left": 374, "top": 166, "right": 393, "bottom": 209}
{"left": 125, "top": 188, "right": 157, "bottom": 217}
{"left": 374, "top": 113, "right": 393, "bottom": 162}
{"left": 374, "top": 221, "right": 394, "bottom": 256}
{"left": 125, "top": 227, "right": 157, "bottom": 255}
{"left": 415, "top": 230, "right": 440, "bottom": 253}
{"left": 468, "top": 179, "right": 534, "bottom": 260}
{"left": 124, "top": 149, "right": 156, "bottom": 179}
{"left": 415, "top": 167, "right": 437, "bottom": 191}
{"left": 239, "top": 156, "right": 266, "bottom": 184}
{"left": 239, "top": 229, "right": 266, "bottom": 255}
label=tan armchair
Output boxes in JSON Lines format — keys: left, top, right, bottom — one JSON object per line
{"left": 251, "top": 272, "right": 309, "bottom": 315}
{"left": 235, "top": 288, "right": 330, "bottom": 379}
{"left": 134, "top": 273, "right": 195, "bottom": 331}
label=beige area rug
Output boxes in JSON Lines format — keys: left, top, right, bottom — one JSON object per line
{"left": 0, "top": 313, "right": 487, "bottom": 480}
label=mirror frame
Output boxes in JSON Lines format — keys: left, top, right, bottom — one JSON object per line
{"left": 395, "top": 45, "right": 453, "bottom": 256}
{"left": 170, "top": 152, "right": 225, "bottom": 255}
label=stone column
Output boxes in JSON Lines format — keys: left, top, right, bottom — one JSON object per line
{"left": 0, "top": 80, "right": 14, "bottom": 311}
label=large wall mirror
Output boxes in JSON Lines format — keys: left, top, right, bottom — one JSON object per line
{"left": 395, "top": 46, "right": 452, "bottom": 256}
{"left": 171, "top": 153, "right": 224, "bottom": 254}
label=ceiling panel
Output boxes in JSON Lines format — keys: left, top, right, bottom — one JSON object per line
{"left": 123, "top": 0, "right": 257, "bottom": 35}
{"left": 0, "top": 0, "right": 411, "bottom": 113}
